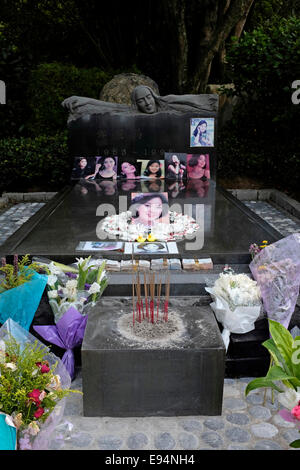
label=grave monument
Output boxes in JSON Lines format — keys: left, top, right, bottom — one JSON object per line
{"left": 0, "top": 78, "right": 283, "bottom": 395}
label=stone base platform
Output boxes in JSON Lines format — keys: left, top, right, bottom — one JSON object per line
{"left": 81, "top": 298, "right": 225, "bottom": 417}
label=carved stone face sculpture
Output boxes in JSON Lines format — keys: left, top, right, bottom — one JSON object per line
{"left": 133, "top": 86, "right": 157, "bottom": 114}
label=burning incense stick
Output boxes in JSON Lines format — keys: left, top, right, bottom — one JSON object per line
{"left": 156, "top": 274, "right": 162, "bottom": 321}
{"left": 150, "top": 272, "right": 155, "bottom": 323}
{"left": 164, "top": 271, "right": 170, "bottom": 322}
{"left": 132, "top": 274, "right": 135, "bottom": 326}
{"left": 144, "top": 271, "right": 149, "bottom": 320}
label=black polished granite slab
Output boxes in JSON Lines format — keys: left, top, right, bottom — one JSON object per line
{"left": 0, "top": 181, "right": 282, "bottom": 265}
{"left": 68, "top": 111, "right": 218, "bottom": 181}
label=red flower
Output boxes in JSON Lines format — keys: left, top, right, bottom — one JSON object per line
{"left": 28, "top": 389, "right": 41, "bottom": 406}
{"left": 34, "top": 407, "right": 45, "bottom": 419}
{"left": 36, "top": 362, "right": 50, "bottom": 373}
{"left": 291, "top": 405, "right": 300, "bottom": 421}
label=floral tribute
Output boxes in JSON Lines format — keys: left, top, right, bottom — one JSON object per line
{"left": 41, "top": 256, "right": 108, "bottom": 321}
{"left": 205, "top": 268, "right": 262, "bottom": 350}
{"left": 100, "top": 210, "right": 200, "bottom": 242}
{"left": 249, "top": 233, "right": 300, "bottom": 329}
{"left": 0, "top": 319, "right": 80, "bottom": 450}
{"left": 0, "top": 255, "right": 48, "bottom": 330}
{"left": 33, "top": 256, "right": 108, "bottom": 379}
{"left": 245, "top": 319, "right": 300, "bottom": 448}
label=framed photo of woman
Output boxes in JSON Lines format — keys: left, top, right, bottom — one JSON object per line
{"left": 190, "top": 118, "right": 214, "bottom": 147}
{"left": 186, "top": 154, "right": 210, "bottom": 180}
{"left": 130, "top": 192, "right": 169, "bottom": 227}
{"left": 164, "top": 153, "right": 187, "bottom": 180}
{"left": 137, "top": 159, "right": 165, "bottom": 179}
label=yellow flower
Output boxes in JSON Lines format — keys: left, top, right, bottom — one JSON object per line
{"left": 13, "top": 413, "right": 23, "bottom": 429}
{"left": 28, "top": 421, "right": 40, "bottom": 436}
{"left": 147, "top": 233, "right": 156, "bottom": 242}
{"left": 136, "top": 234, "right": 146, "bottom": 242}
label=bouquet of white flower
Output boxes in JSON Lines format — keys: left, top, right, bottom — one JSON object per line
{"left": 34, "top": 257, "right": 107, "bottom": 322}
{"left": 32, "top": 257, "right": 108, "bottom": 379}
{"left": 206, "top": 272, "right": 262, "bottom": 350}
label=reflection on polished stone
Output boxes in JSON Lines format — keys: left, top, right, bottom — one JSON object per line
{"left": 0, "top": 180, "right": 281, "bottom": 263}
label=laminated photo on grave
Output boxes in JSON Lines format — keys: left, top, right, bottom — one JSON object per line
{"left": 133, "top": 241, "right": 168, "bottom": 254}
{"left": 130, "top": 192, "right": 169, "bottom": 227}
{"left": 76, "top": 241, "right": 124, "bottom": 252}
{"left": 164, "top": 153, "right": 187, "bottom": 180}
{"left": 190, "top": 118, "right": 214, "bottom": 147}
{"left": 138, "top": 159, "right": 165, "bottom": 179}
{"left": 118, "top": 161, "right": 141, "bottom": 180}
{"left": 85, "top": 155, "right": 118, "bottom": 180}
{"left": 71, "top": 157, "right": 96, "bottom": 180}
{"left": 186, "top": 154, "right": 210, "bottom": 180}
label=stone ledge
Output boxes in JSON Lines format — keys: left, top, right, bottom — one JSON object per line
{"left": 0, "top": 197, "right": 8, "bottom": 209}
{"left": 227, "top": 188, "right": 300, "bottom": 220}
{"left": 1, "top": 192, "right": 57, "bottom": 202}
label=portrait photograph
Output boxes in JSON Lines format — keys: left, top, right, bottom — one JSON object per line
{"left": 84, "top": 155, "right": 118, "bottom": 180}
{"left": 76, "top": 241, "right": 124, "bottom": 251}
{"left": 190, "top": 118, "right": 214, "bottom": 147}
{"left": 133, "top": 241, "right": 168, "bottom": 255}
{"left": 137, "top": 159, "right": 165, "bottom": 179}
{"left": 71, "top": 157, "right": 96, "bottom": 180}
{"left": 186, "top": 154, "right": 210, "bottom": 180}
{"left": 118, "top": 161, "right": 142, "bottom": 180}
{"left": 164, "top": 153, "right": 187, "bottom": 180}
{"left": 130, "top": 192, "right": 169, "bottom": 227}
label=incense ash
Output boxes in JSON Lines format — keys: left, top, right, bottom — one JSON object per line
{"left": 117, "top": 310, "right": 186, "bottom": 347}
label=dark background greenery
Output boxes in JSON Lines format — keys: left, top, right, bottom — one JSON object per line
{"left": 0, "top": 0, "right": 299, "bottom": 198}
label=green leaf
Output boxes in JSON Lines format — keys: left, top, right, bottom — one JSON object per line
{"left": 290, "top": 439, "right": 300, "bottom": 448}
{"left": 245, "top": 377, "right": 283, "bottom": 396}
{"left": 266, "top": 364, "right": 296, "bottom": 383}
{"left": 263, "top": 338, "right": 282, "bottom": 366}
{"left": 291, "top": 335, "right": 300, "bottom": 380}
{"left": 268, "top": 319, "right": 294, "bottom": 370}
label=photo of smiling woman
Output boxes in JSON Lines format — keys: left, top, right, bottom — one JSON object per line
{"left": 119, "top": 161, "right": 141, "bottom": 179}
{"left": 165, "top": 153, "right": 187, "bottom": 180}
{"left": 130, "top": 192, "right": 169, "bottom": 228}
{"left": 139, "top": 159, "right": 164, "bottom": 179}
{"left": 190, "top": 118, "right": 214, "bottom": 147}
{"left": 187, "top": 154, "right": 210, "bottom": 180}
{"left": 85, "top": 155, "right": 118, "bottom": 180}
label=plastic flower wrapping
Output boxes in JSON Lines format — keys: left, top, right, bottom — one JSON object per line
{"left": 0, "top": 255, "right": 48, "bottom": 331}
{"left": 206, "top": 271, "right": 262, "bottom": 350}
{"left": 34, "top": 256, "right": 108, "bottom": 322}
{"left": 0, "top": 318, "right": 80, "bottom": 450}
{"left": 249, "top": 233, "right": 300, "bottom": 329}
{"left": 100, "top": 210, "right": 200, "bottom": 241}
{"left": 33, "top": 256, "right": 108, "bottom": 379}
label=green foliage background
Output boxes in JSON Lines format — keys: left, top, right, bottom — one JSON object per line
{"left": 0, "top": 2, "right": 299, "bottom": 196}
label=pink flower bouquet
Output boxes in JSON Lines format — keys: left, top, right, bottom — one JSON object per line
{"left": 0, "top": 318, "right": 81, "bottom": 450}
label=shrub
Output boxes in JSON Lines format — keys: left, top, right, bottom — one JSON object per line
{"left": 223, "top": 16, "right": 300, "bottom": 140}
{"left": 0, "top": 131, "right": 70, "bottom": 192}
{"left": 26, "top": 62, "right": 114, "bottom": 135}
{"left": 217, "top": 16, "right": 300, "bottom": 198}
